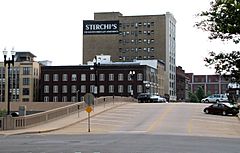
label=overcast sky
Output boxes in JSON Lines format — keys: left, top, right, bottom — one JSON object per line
{"left": 0, "top": 0, "right": 238, "bottom": 74}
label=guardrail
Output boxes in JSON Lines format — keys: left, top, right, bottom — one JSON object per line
{"left": 1, "top": 96, "right": 135, "bottom": 130}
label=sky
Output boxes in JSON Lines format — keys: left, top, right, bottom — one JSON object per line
{"left": 0, "top": 0, "right": 239, "bottom": 75}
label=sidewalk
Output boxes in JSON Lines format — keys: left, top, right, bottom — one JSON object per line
{"left": 0, "top": 102, "right": 127, "bottom": 136}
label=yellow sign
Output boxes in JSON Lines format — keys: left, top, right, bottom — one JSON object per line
{"left": 85, "top": 106, "right": 93, "bottom": 113}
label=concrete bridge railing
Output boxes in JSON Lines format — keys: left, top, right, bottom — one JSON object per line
{"left": 0, "top": 96, "right": 135, "bottom": 131}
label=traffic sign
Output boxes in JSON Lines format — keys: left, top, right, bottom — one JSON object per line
{"left": 84, "top": 93, "right": 94, "bottom": 106}
{"left": 85, "top": 106, "right": 93, "bottom": 113}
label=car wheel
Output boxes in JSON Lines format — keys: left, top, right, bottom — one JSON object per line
{"left": 216, "top": 100, "right": 219, "bottom": 103}
{"left": 222, "top": 111, "right": 227, "bottom": 116}
{"left": 205, "top": 109, "right": 209, "bottom": 114}
{"left": 205, "top": 99, "right": 209, "bottom": 103}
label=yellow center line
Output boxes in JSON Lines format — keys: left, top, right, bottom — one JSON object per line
{"left": 187, "top": 119, "right": 192, "bottom": 134}
{"left": 147, "top": 104, "right": 174, "bottom": 132}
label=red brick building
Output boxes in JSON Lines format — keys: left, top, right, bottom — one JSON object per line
{"left": 186, "top": 73, "right": 229, "bottom": 96}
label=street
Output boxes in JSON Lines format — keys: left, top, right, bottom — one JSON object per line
{"left": 0, "top": 103, "right": 240, "bottom": 153}
{"left": 47, "top": 103, "right": 240, "bottom": 138}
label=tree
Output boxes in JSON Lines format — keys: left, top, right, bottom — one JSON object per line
{"left": 0, "top": 109, "right": 6, "bottom": 117}
{"left": 188, "top": 92, "right": 199, "bottom": 103}
{"left": 195, "top": 0, "right": 240, "bottom": 82}
{"left": 195, "top": 86, "right": 205, "bottom": 102}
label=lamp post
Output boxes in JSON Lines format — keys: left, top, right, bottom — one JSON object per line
{"left": 3, "top": 48, "right": 16, "bottom": 115}
{"left": 129, "top": 71, "right": 135, "bottom": 97}
{"left": 92, "top": 57, "right": 100, "bottom": 98}
{"left": 75, "top": 90, "right": 79, "bottom": 102}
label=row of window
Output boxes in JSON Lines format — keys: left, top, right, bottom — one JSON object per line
{"left": 119, "top": 47, "right": 155, "bottom": 53}
{"left": 119, "top": 39, "right": 154, "bottom": 45}
{"left": 119, "top": 30, "right": 154, "bottom": 36}
{"left": 0, "top": 67, "right": 38, "bottom": 76}
{"left": 119, "top": 56, "right": 155, "bottom": 61}
{"left": 120, "top": 22, "right": 154, "bottom": 29}
{"left": 44, "top": 73, "right": 143, "bottom": 82}
{"left": 44, "top": 84, "right": 143, "bottom": 94}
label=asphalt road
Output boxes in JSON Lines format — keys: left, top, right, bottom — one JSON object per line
{"left": 47, "top": 103, "right": 240, "bottom": 138}
{"left": 1, "top": 134, "right": 240, "bottom": 153}
{"left": 1, "top": 103, "right": 240, "bottom": 153}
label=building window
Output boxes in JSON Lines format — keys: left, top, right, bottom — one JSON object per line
{"left": 53, "top": 85, "right": 58, "bottom": 93}
{"left": 81, "top": 85, "right": 86, "bottom": 93}
{"left": 23, "top": 88, "right": 29, "bottom": 95}
{"left": 44, "top": 74, "right": 49, "bottom": 81}
{"left": 109, "top": 85, "right": 114, "bottom": 93}
{"left": 99, "top": 85, "right": 105, "bottom": 93}
{"left": 44, "top": 96, "right": 49, "bottom": 102}
{"left": 137, "top": 85, "right": 143, "bottom": 93}
{"left": 71, "top": 74, "right": 77, "bottom": 81}
{"left": 128, "top": 74, "right": 132, "bottom": 81}
{"left": 81, "top": 74, "right": 86, "bottom": 81}
{"left": 71, "top": 96, "right": 76, "bottom": 102}
{"left": 90, "top": 74, "right": 95, "bottom": 81}
{"left": 23, "top": 67, "right": 31, "bottom": 75}
{"left": 118, "top": 74, "right": 124, "bottom": 81}
{"left": 62, "top": 96, "right": 67, "bottom": 102}
{"left": 128, "top": 85, "right": 132, "bottom": 93}
{"left": 53, "top": 96, "right": 58, "bottom": 102}
{"left": 99, "top": 74, "right": 105, "bottom": 81}
{"left": 23, "top": 78, "right": 30, "bottom": 85}
{"left": 44, "top": 85, "right": 49, "bottom": 93}
{"left": 118, "top": 85, "right": 124, "bottom": 93}
{"left": 109, "top": 74, "right": 114, "bottom": 81}
{"left": 62, "top": 85, "right": 67, "bottom": 93}
{"left": 22, "top": 98, "right": 29, "bottom": 102}
{"left": 62, "top": 74, "right": 68, "bottom": 81}
{"left": 137, "top": 73, "right": 143, "bottom": 81}
{"left": 71, "top": 85, "right": 77, "bottom": 93}
{"left": 90, "top": 85, "right": 95, "bottom": 93}
{"left": 53, "top": 74, "right": 59, "bottom": 81}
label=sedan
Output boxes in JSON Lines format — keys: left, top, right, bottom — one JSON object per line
{"left": 203, "top": 103, "right": 239, "bottom": 116}
{"left": 150, "top": 95, "right": 167, "bottom": 103}
{"left": 137, "top": 93, "right": 151, "bottom": 103}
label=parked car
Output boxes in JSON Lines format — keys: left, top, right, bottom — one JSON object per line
{"left": 201, "top": 94, "right": 228, "bottom": 103}
{"left": 203, "top": 103, "right": 239, "bottom": 116}
{"left": 137, "top": 93, "right": 151, "bottom": 103}
{"left": 150, "top": 95, "right": 167, "bottom": 103}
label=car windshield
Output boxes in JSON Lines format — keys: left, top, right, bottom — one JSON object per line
{"left": 222, "top": 103, "right": 236, "bottom": 108}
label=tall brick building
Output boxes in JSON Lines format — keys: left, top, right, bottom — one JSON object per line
{"left": 83, "top": 12, "right": 176, "bottom": 101}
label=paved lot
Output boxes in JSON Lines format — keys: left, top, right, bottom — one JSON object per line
{"left": 45, "top": 103, "right": 240, "bottom": 138}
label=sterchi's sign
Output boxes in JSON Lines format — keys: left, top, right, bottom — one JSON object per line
{"left": 83, "top": 20, "right": 119, "bottom": 35}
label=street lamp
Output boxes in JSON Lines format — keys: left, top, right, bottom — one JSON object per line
{"left": 3, "top": 48, "right": 16, "bottom": 115}
{"left": 75, "top": 90, "right": 79, "bottom": 102}
{"left": 93, "top": 57, "right": 100, "bottom": 98}
{"left": 129, "top": 71, "right": 135, "bottom": 97}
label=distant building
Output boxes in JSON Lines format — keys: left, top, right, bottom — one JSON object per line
{"left": 0, "top": 52, "right": 40, "bottom": 102}
{"left": 186, "top": 73, "right": 229, "bottom": 96}
{"left": 40, "top": 55, "right": 165, "bottom": 102}
{"left": 83, "top": 12, "right": 176, "bottom": 101}
{"left": 176, "top": 66, "right": 190, "bottom": 101}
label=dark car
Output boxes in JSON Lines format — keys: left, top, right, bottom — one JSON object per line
{"left": 137, "top": 93, "right": 151, "bottom": 103}
{"left": 203, "top": 103, "right": 239, "bottom": 116}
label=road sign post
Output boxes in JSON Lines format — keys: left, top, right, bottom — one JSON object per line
{"left": 85, "top": 106, "right": 93, "bottom": 132}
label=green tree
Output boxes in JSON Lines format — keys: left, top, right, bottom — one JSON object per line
{"left": 195, "top": 86, "right": 205, "bottom": 102}
{"left": 195, "top": 0, "right": 240, "bottom": 82}
{"left": 0, "top": 109, "right": 6, "bottom": 117}
{"left": 188, "top": 92, "right": 199, "bottom": 103}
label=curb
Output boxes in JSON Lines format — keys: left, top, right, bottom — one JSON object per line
{"left": 5, "top": 102, "right": 127, "bottom": 136}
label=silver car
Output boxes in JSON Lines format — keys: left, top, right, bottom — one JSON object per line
{"left": 201, "top": 94, "right": 228, "bottom": 103}
{"left": 150, "top": 95, "right": 167, "bottom": 103}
